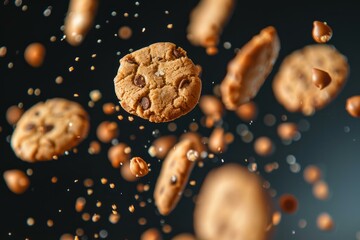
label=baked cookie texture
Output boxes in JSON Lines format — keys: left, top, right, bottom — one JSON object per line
{"left": 11, "top": 98, "right": 90, "bottom": 162}
{"left": 154, "top": 138, "right": 197, "bottom": 216}
{"left": 272, "top": 44, "right": 349, "bottom": 115}
{"left": 220, "top": 26, "right": 280, "bottom": 110}
{"left": 194, "top": 163, "right": 273, "bottom": 240}
{"left": 187, "top": 0, "right": 236, "bottom": 48}
{"left": 114, "top": 42, "right": 202, "bottom": 123}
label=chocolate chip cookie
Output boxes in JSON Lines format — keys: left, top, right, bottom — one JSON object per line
{"left": 114, "top": 42, "right": 202, "bottom": 123}
{"left": 194, "top": 163, "right": 273, "bottom": 240}
{"left": 11, "top": 98, "right": 90, "bottom": 162}
{"left": 154, "top": 138, "right": 198, "bottom": 215}
{"left": 220, "top": 26, "right": 280, "bottom": 110}
{"left": 272, "top": 44, "right": 349, "bottom": 115}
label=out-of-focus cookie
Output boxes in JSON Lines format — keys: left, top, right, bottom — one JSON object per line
{"left": 64, "top": 0, "right": 98, "bottom": 46}
{"left": 187, "top": 0, "right": 235, "bottom": 51}
{"left": 114, "top": 42, "right": 202, "bottom": 123}
{"left": 194, "top": 163, "right": 273, "bottom": 240}
{"left": 220, "top": 26, "right": 280, "bottom": 110}
{"left": 154, "top": 139, "right": 198, "bottom": 215}
{"left": 11, "top": 98, "right": 89, "bottom": 162}
{"left": 272, "top": 44, "right": 349, "bottom": 116}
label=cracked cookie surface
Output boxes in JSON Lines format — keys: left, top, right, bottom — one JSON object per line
{"left": 113, "top": 42, "right": 202, "bottom": 123}
{"left": 272, "top": 44, "right": 349, "bottom": 116}
{"left": 11, "top": 98, "right": 90, "bottom": 162}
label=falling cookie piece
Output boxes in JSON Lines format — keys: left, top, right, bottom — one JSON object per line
{"left": 24, "top": 42, "right": 46, "bottom": 68}
{"left": 312, "top": 21, "right": 333, "bottom": 43}
{"left": 316, "top": 212, "right": 334, "bottom": 231}
{"left": 272, "top": 44, "right": 349, "bottom": 116}
{"left": 187, "top": 0, "right": 236, "bottom": 51}
{"left": 3, "top": 169, "right": 30, "bottom": 194}
{"left": 194, "top": 163, "right": 273, "bottom": 240}
{"left": 346, "top": 95, "right": 360, "bottom": 118}
{"left": 312, "top": 68, "right": 332, "bottom": 89}
{"left": 220, "top": 26, "right": 280, "bottom": 110}
{"left": 64, "top": 0, "right": 98, "bottom": 46}
{"left": 130, "top": 157, "right": 149, "bottom": 177}
{"left": 114, "top": 42, "right": 202, "bottom": 123}
{"left": 154, "top": 139, "right": 198, "bottom": 215}
{"left": 11, "top": 98, "right": 90, "bottom": 162}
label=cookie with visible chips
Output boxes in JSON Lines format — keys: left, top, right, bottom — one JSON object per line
{"left": 113, "top": 42, "right": 202, "bottom": 123}
{"left": 154, "top": 138, "right": 198, "bottom": 215}
{"left": 194, "top": 163, "right": 273, "bottom": 240}
{"left": 272, "top": 44, "right": 349, "bottom": 115}
{"left": 220, "top": 26, "right": 280, "bottom": 110}
{"left": 11, "top": 98, "right": 90, "bottom": 162}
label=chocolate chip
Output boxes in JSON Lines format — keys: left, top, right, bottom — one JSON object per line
{"left": 312, "top": 21, "right": 333, "bottom": 43}
{"left": 125, "top": 57, "right": 137, "bottom": 65}
{"left": 34, "top": 111, "right": 40, "bottom": 116}
{"left": 44, "top": 124, "right": 54, "bottom": 133}
{"left": 25, "top": 123, "right": 35, "bottom": 131}
{"left": 140, "top": 97, "right": 150, "bottom": 110}
{"left": 173, "top": 48, "right": 183, "bottom": 58}
{"left": 133, "top": 75, "right": 145, "bottom": 88}
{"left": 170, "top": 175, "right": 177, "bottom": 184}
{"left": 179, "top": 79, "right": 190, "bottom": 89}
{"left": 312, "top": 68, "right": 332, "bottom": 90}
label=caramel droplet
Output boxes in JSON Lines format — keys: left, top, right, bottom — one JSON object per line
{"left": 312, "top": 68, "right": 332, "bottom": 89}
{"left": 312, "top": 21, "right": 333, "bottom": 43}
{"left": 346, "top": 95, "right": 360, "bottom": 118}
{"left": 141, "top": 97, "right": 150, "bottom": 110}
{"left": 134, "top": 75, "right": 146, "bottom": 88}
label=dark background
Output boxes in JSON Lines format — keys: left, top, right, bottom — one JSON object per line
{"left": 1, "top": 0, "right": 360, "bottom": 239}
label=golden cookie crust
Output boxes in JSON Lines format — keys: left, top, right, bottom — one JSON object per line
{"left": 272, "top": 44, "right": 349, "bottom": 115}
{"left": 220, "top": 26, "right": 280, "bottom": 110}
{"left": 11, "top": 98, "right": 89, "bottom": 162}
{"left": 153, "top": 139, "right": 197, "bottom": 215}
{"left": 114, "top": 42, "right": 202, "bottom": 123}
{"left": 194, "top": 163, "right": 273, "bottom": 240}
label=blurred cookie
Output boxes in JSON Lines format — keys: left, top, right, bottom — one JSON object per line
{"left": 114, "top": 42, "right": 202, "bottom": 123}
{"left": 64, "top": 0, "right": 98, "bottom": 46}
{"left": 220, "top": 26, "right": 280, "bottom": 110}
{"left": 187, "top": 0, "right": 235, "bottom": 50}
{"left": 194, "top": 163, "right": 273, "bottom": 240}
{"left": 11, "top": 98, "right": 89, "bottom": 162}
{"left": 272, "top": 44, "right": 349, "bottom": 115}
{"left": 154, "top": 139, "right": 198, "bottom": 215}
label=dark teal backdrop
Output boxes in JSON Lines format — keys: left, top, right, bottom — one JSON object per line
{"left": 1, "top": 1, "right": 360, "bottom": 239}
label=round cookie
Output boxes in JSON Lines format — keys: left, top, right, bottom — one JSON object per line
{"left": 220, "top": 26, "right": 280, "bottom": 110}
{"left": 11, "top": 98, "right": 90, "bottom": 162}
{"left": 194, "top": 163, "right": 273, "bottom": 240}
{"left": 272, "top": 44, "right": 349, "bottom": 116}
{"left": 113, "top": 42, "right": 202, "bottom": 123}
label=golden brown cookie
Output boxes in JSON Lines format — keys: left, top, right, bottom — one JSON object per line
{"left": 153, "top": 138, "right": 198, "bottom": 215}
{"left": 11, "top": 98, "right": 89, "bottom": 162}
{"left": 187, "top": 0, "right": 235, "bottom": 50}
{"left": 114, "top": 42, "right": 202, "bottom": 123}
{"left": 272, "top": 44, "right": 349, "bottom": 115}
{"left": 114, "top": 42, "right": 201, "bottom": 123}
{"left": 220, "top": 26, "right": 280, "bottom": 110}
{"left": 64, "top": 0, "right": 98, "bottom": 46}
{"left": 194, "top": 163, "right": 273, "bottom": 240}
